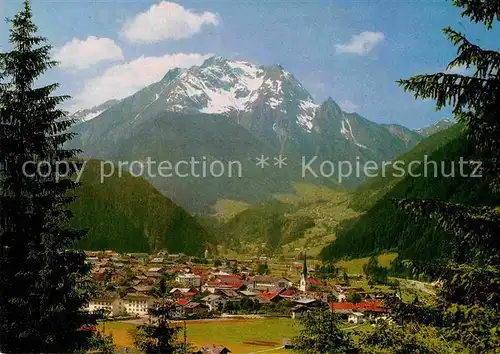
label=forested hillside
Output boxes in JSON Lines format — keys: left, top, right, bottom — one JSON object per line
{"left": 321, "top": 124, "right": 499, "bottom": 262}
{"left": 69, "top": 160, "right": 210, "bottom": 255}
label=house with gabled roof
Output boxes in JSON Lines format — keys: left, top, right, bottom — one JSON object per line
{"left": 217, "top": 288, "right": 241, "bottom": 301}
{"left": 122, "top": 293, "right": 154, "bottom": 316}
{"left": 279, "top": 289, "right": 297, "bottom": 299}
{"left": 201, "top": 295, "right": 227, "bottom": 312}
{"left": 328, "top": 300, "right": 387, "bottom": 317}
{"left": 195, "top": 345, "right": 231, "bottom": 354}
{"left": 170, "top": 287, "right": 199, "bottom": 299}
{"left": 86, "top": 292, "right": 121, "bottom": 317}
{"left": 176, "top": 273, "right": 202, "bottom": 287}
{"left": 258, "top": 292, "right": 280, "bottom": 303}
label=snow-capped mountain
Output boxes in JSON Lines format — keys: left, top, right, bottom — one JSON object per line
{"left": 68, "top": 55, "right": 425, "bottom": 210}
{"left": 158, "top": 56, "right": 318, "bottom": 133}
{"left": 415, "top": 118, "right": 456, "bottom": 137}
{"left": 69, "top": 56, "right": 427, "bottom": 157}
{"left": 69, "top": 99, "right": 119, "bottom": 123}
{"left": 74, "top": 56, "right": 319, "bottom": 140}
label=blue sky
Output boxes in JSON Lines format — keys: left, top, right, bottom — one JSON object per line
{"left": 1, "top": 0, "right": 499, "bottom": 129}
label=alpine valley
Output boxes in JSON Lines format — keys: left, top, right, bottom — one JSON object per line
{"left": 69, "top": 56, "right": 432, "bottom": 214}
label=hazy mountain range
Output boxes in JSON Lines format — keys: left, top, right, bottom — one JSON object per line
{"left": 68, "top": 56, "right": 453, "bottom": 212}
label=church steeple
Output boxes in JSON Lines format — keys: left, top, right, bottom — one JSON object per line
{"left": 299, "top": 252, "right": 308, "bottom": 292}
{"left": 303, "top": 252, "right": 308, "bottom": 277}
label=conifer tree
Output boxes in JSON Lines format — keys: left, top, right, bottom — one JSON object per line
{"left": 393, "top": 0, "right": 500, "bottom": 351}
{"left": 0, "top": 1, "right": 95, "bottom": 352}
{"left": 292, "top": 308, "right": 357, "bottom": 354}
{"left": 132, "top": 299, "right": 184, "bottom": 353}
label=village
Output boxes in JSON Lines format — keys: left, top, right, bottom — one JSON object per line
{"left": 84, "top": 248, "right": 407, "bottom": 353}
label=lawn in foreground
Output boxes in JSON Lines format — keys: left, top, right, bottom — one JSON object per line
{"left": 101, "top": 318, "right": 299, "bottom": 353}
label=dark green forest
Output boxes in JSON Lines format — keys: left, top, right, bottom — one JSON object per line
{"left": 70, "top": 160, "right": 210, "bottom": 255}
{"left": 321, "top": 123, "right": 499, "bottom": 262}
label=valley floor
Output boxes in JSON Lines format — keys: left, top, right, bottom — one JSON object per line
{"left": 101, "top": 318, "right": 298, "bottom": 353}
{"left": 100, "top": 317, "right": 372, "bottom": 354}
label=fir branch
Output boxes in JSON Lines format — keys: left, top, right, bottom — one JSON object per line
{"left": 454, "top": 0, "right": 500, "bottom": 29}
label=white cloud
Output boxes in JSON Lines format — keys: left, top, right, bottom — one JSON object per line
{"left": 339, "top": 100, "right": 359, "bottom": 113}
{"left": 122, "top": 1, "right": 220, "bottom": 43}
{"left": 335, "top": 31, "right": 385, "bottom": 55}
{"left": 54, "top": 36, "right": 124, "bottom": 70}
{"left": 444, "top": 64, "right": 469, "bottom": 75}
{"left": 68, "top": 53, "right": 212, "bottom": 111}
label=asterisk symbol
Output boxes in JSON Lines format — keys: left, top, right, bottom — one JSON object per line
{"left": 255, "top": 155, "right": 270, "bottom": 169}
{"left": 274, "top": 155, "right": 287, "bottom": 168}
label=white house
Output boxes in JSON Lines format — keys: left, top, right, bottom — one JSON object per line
{"left": 122, "top": 293, "right": 154, "bottom": 316}
{"left": 348, "top": 312, "right": 365, "bottom": 324}
{"left": 337, "top": 292, "right": 347, "bottom": 302}
{"left": 248, "top": 276, "right": 292, "bottom": 292}
{"left": 176, "top": 273, "right": 201, "bottom": 287}
{"left": 86, "top": 292, "right": 121, "bottom": 317}
{"left": 201, "top": 295, "right": 227, "bottom": 312}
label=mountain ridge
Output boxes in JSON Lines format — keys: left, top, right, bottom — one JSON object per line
{"left": 67, "top": 56, "right": 429, "bottom": 212}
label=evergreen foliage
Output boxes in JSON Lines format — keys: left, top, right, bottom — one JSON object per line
{"left": 390, "top": 0, "right": 500, "bottom": 352}
{"left": 131, "top": 299, "right": 189, "bottom": 354}
{"left": 69, "top": 159, "right": 210, "bottom": 255}
{"left": 292, "top": 309, "right": 357, "bottom": 354}
{"left": 363, "top": 256, "right": 389, "bottom": 285}
{"left": 217, "top": 200, "right": 315, "bottom": 252}
{"left": 0, "top": 1, "right": 96, "bottom": 352}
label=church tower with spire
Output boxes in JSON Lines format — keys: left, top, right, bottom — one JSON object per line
{"left": 299, "top": 252, "right": 309, "bottom": 292}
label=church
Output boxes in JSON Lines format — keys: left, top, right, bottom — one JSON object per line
{"left": 299, "top": 253, "right": 309, "bottom": 292}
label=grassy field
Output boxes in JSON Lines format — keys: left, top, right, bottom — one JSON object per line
{"left": 276, "top": 183, "right": 359, "bottom": 257}
{"left": 213, "top": 182, "right": 359, "bottom": 258}
{"left": 101, "top": 318, "right": 299, "bottom": 353}
{"left": 335, "top": 253, "right": 398, "bottom": 275}
{"left": 212, "top": 199, "right": 252, "bottom": 220}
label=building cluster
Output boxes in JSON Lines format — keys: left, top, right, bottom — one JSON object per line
{"left": 84, "top": 250, "right": 395, "bottom": 323}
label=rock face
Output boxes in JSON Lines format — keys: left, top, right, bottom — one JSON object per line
{"left": 68, "top": 55, "right": 425, "bottom": 212}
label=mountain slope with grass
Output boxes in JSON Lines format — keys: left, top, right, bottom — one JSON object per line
{"left": 321, "top": 124, "right": 499, "bottom": 262}
{"left": 70, "top": 112, "right": 334, "bottom": 213}
{"left": 68, "top": 56, "right": 424, "bottom": 213}
{"left": 203, "top": 183, "right": 359, "bottom": 257}
{"left": 69, "top": 160, "right": 210, "bottom": 255}
{"left": 415, "top": 118, "right": 455, "bottom": 137}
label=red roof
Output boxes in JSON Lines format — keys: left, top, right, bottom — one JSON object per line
{"left": 77, "top": 325, "right": 97, "bottom": 332}
{"left": 259, "top": 292, "right": 279, "bottom": 301}
{"left": 279, "top": 289, "right": 296, "bottom": 297}
{"left": 328, "top": 301, "right": 385, "bottom": 313}
{"left": 206, "top": 281, "right": 244, "bottom": 289}
{"left": 308, "top": 277, "right": 323, "bottom": 285}
{"left": 206, "top": 281, "right": 223, "bottom": 286}
{"left": 217, "top": 275, "right": 242, "bottom": 281}
{"left": 191, "top": 268, "right": 211, "bottom": 276}
{"left": 176, "top": 298, "right": 191, "bottom": 307}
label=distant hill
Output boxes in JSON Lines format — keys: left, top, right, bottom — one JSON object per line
{"left": 202, "top": 183, "right": 358, "bottom": 257}
{"left": 320, "top": 124, "right": 499, "bottom": 262}
{"left": 69, "top": 160, "right": 210, "bottom": 255}
{"left": 415, "top": 118, "right": 455, "bottom": 137}
{"left": 216, "top": 200, "right": 313, "bottom": 253}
